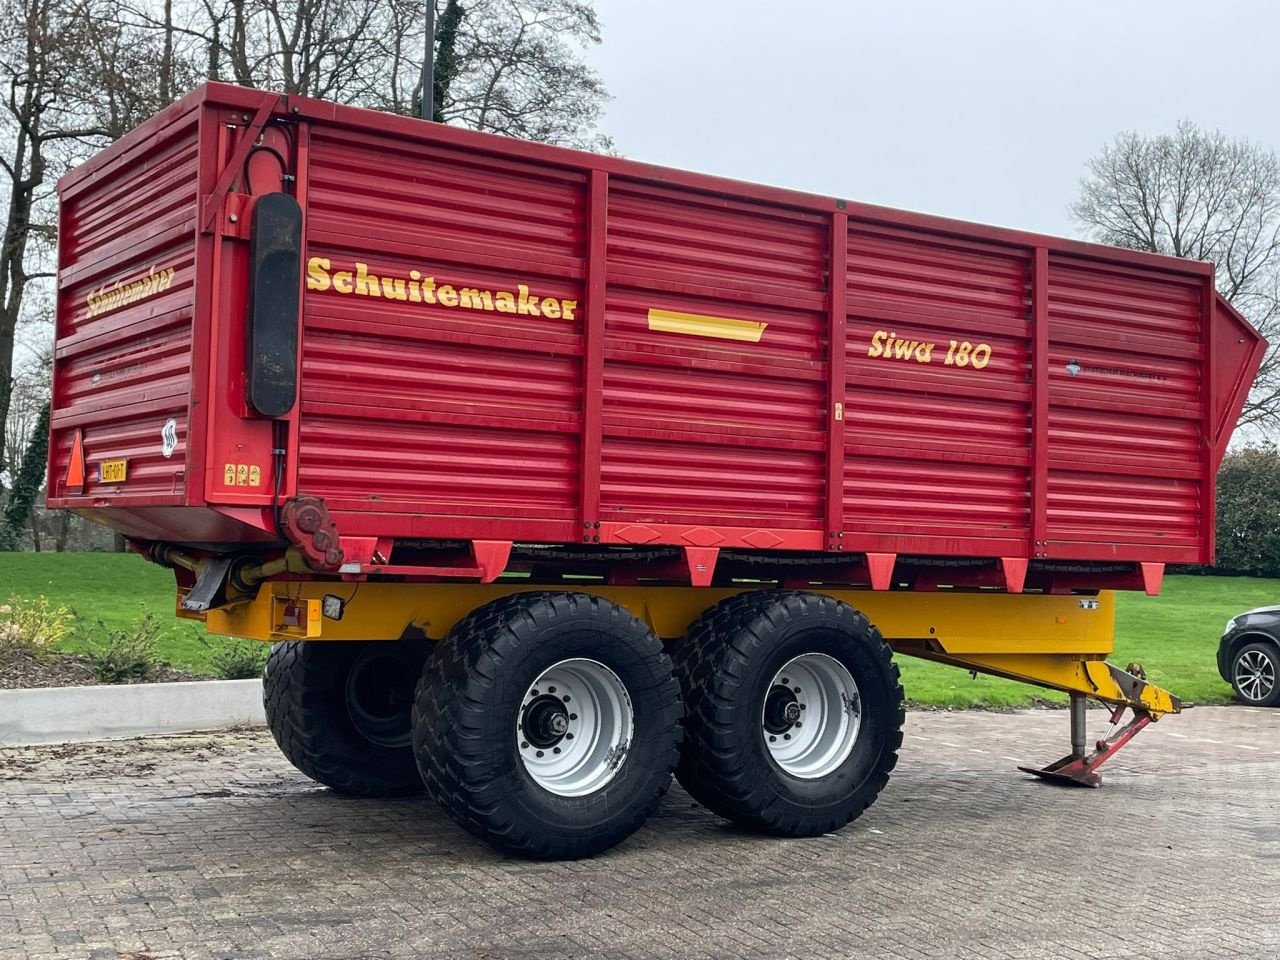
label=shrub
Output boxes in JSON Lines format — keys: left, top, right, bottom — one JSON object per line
{"left": 1215, "top": 445, "right": 1280, "bottom": 577}
{"left": 0, "top": 595, "right": 74, "bottom": 656}
{"left": 83, "top": 612, "right": 162, "bottom": 683}
{"left": 207, "top": 638, "right": 269, "bottom": 680}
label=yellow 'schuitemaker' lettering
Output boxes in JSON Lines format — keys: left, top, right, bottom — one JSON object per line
{"left": 84, "top": 264, "right": 176, "bottom": 319}
{"left": 306, "top": 257, "right": 331, "bottom": 292}
{"left": 306, "top": 257, "right": 576, "bottom": 322}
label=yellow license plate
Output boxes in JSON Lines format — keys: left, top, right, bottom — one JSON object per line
{"left": 99, "top": 459, "right": 128, "bottom": 484}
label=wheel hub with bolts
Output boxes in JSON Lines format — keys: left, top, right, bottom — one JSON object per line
{"left": 763, "top": 685, "right": 803, "bottom": 734}
{"left": 1235, "top": 649, "right": 1277, "bottom": 702}
{"left": 762, "top": 653, "right": 862, "bottom": 779}
{"left": 521, "top": 695, "right": 572, "bottom": 748}
{"left": 517, "top": 658, "right": 634, "bottom": 797}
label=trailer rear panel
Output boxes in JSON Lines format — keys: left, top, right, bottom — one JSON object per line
{"left": 50, "top": 84, "right": 1265, "bottom": 579}
{"left": 53, "top": 100, "right": 202, "bottom": 508}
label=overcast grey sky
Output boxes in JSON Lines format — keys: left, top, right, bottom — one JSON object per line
{"left": 584, "top": 0, "right": 1280, "bottom": 240}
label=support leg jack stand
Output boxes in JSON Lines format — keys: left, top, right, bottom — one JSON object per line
{"left": 1018, "top": 694, "right": 1154, "bottom": 788}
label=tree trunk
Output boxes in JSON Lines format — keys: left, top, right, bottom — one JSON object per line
{"left": 433, "top": 0, "right": 465, "bottom": 120}
{"left": 0, "top": 95, "right": 44, "bottom": 482}
{"left": 0, "top": 323, "right": 14, "bottom": 473}
{"left": 160, "top": 0, "right": 175, "bottom": 102}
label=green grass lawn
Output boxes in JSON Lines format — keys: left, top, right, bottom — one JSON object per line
{"left": 0, "top": 552, "right": 1270, "bottom": 702}
{"left": 0, "top": 551, "right": 227, "bottom": 674}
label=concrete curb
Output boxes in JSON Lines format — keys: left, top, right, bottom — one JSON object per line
{"left": 0, "top": 679, "right": 266, "bottom": 746}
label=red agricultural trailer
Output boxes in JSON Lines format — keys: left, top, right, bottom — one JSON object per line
{"left": 50, "top": 83, "right": 1264, "bottom": 858}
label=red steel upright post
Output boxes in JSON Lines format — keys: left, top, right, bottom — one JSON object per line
{"left": 1030, "top": 247, "right": 1050, "bottom": 560}
{"left": 579, "top": 169, "right": 608, "bottom": 541}
{"left": 1201, "top": 272, "right": 1217, "bottom": 565}
{"left": 284, "top": 118, "right": 311, "bottom": 500}
{"left": 825, "top": 211, "right": 848, "bottom": 550}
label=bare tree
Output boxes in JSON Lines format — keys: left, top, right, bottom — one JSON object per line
{"left": 429, "top": 0, "right": 611, "bottom": 149}
{"left": 0, "top": 0, "right": 187, "bottom": 489}
{"left": 117, "top": 1, "right": 611, "bottom": 146}
{"left": 366, "top": 0, "right": 468, "bottom": 116}
{"left": 1, "top": 0, "right": 613, "bottom": 532}
{"left": 81, "top": 4, "right": 199, "bottom": 138}
{"left": 331, "top": 0, "right": 613, "bottom": 149}
{"left": 2, "top": 349, "right": 48, "bottom": 483}
{"left": 1072, "top": 121, "right": 1280, "bottom": 429}
{"left": 125, "top": 0, "right": 418, "bottom": 102}
{"left": 0, "top": 0, "right": 104, "bottom": 488}
{"left": 181, "top": 0, "right": 387, "bottom": 98}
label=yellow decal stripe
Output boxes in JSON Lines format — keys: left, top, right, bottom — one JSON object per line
{"left": 647, "top": 308, "right": 767, "bottom": 343}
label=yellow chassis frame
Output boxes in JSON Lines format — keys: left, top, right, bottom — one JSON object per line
{"left": 193, "top": 582, "right": 1179, "bottom": 719}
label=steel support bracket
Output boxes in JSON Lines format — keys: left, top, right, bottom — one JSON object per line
{"left": 199, "top": 96, "right": 282, "bottom": 235}
{"left": 1019, "top": 703, "right": 1154, "bottom": 788}
{"left": 180, "top": 556, "right": 234, "bottom": 613}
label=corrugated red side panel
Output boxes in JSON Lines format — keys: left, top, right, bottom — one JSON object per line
{"left": 600, "top": 181, "right": 828, "bottom": 531}
{"left": 844, "top": 224, "right": 1032, "bottom": 553}
{"left": 1045, "top": 256, "right": 1205, "bottom": 558}
{"left": 295, "top": 123, "right": 586, "bottom": 540}
{"left": 50, "top": 101, "right": 203, "bottom": 507}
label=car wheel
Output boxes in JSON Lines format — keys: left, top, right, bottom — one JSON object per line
{"left": 1231, "top": 641, "right": 1280, "bottom": 707}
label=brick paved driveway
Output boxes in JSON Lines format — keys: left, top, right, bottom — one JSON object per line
{"left": 2, "top": 705, "right": 1278, "bottom": 960}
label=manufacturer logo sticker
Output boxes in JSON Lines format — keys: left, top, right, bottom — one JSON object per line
{"left": 161, "top": 419, "right": 178, "bottom": 458}
{"left": 1064, "top": 358, "right": 1165, "bottom": 382}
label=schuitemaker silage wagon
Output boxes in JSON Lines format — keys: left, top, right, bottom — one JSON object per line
{"left": 50, "top": 83, "right": 1265, "bottom": 858}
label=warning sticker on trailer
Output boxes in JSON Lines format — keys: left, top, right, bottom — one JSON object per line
{"left": 223, "top": 463, "right": 264, "bottom": 487}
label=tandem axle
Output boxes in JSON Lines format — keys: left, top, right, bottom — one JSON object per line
{"left": 178, "top": 572, "right": 1179, "bottom": 856}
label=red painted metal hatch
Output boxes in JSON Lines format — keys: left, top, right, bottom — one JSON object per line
{"left": 49, "top": 83, "right": 1267, "bottom": 583}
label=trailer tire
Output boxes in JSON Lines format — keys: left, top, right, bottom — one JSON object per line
{"left": 673, "top": 591, "right": 904, "bottom": 836}
{"left": 264, "top": 640, "right": 429, "bottom": 797}
{"left": 413, "top": 592, "right": 683, "bottom": 859}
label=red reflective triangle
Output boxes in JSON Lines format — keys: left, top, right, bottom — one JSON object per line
{"left": 67, "top": 429, "right": 86, "bottom": 492}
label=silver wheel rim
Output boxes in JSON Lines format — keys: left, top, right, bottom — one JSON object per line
{"left": 762, "top": 653, "right": 861, "bottom": 779}
{"left": 517, "top": 658, "right": 634, "bottom": 797}
{"left": 1235, "top": 650, "right": 1277, "bottom": 703}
